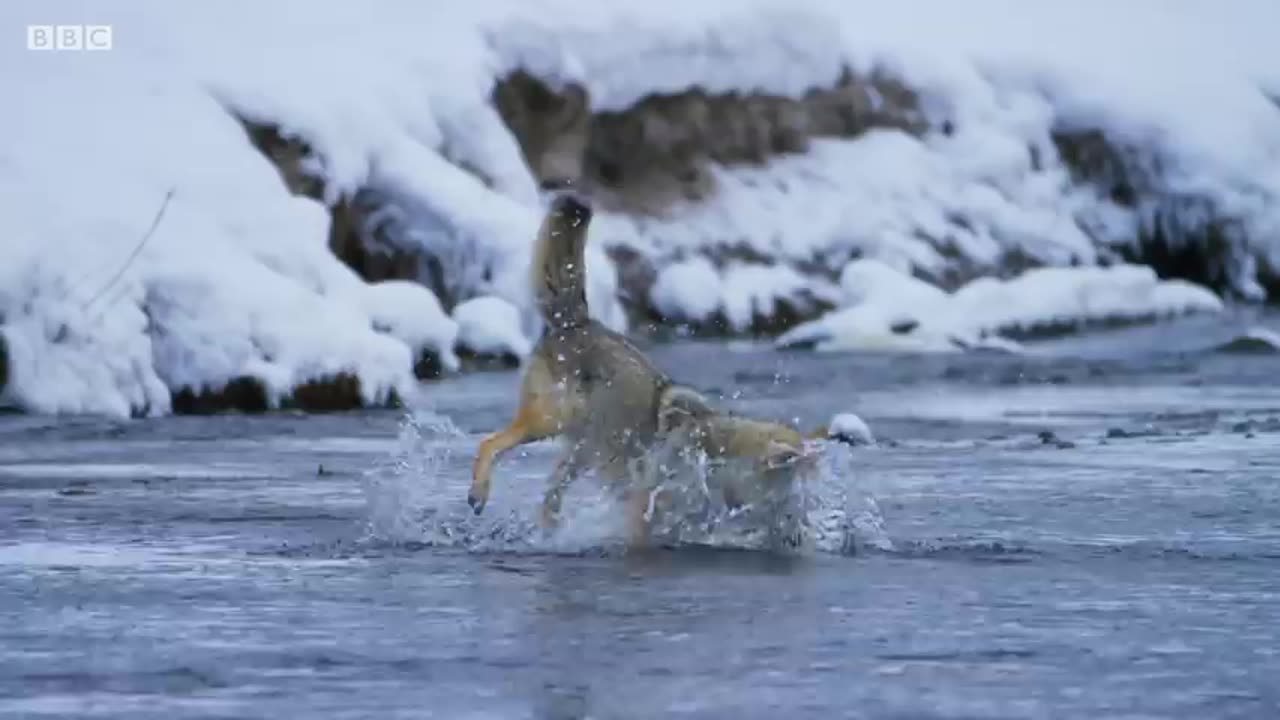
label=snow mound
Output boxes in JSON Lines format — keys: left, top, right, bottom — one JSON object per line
{"left": 452, "top": 296, "right": 532, "bottom": 361}
{"left": 778, "top": 262, "right": 1222, "bottom": 353}
{"left": 646, "top": 259, "right": 838, "bottom": 333}
{"left": 0, "top": 37, "right": 458, "bottom": 417}
{"left": 650, "top": 257, "right": 723, "bottom": 325}
{"left": 954, "top": 265, "right": 1223, "bottom": 337}
{"left": 721, "top": 264, "right": 838, "bottom": 334}
{"left": 360, "top": 281, "right": 460, "bottom": 373}
{"left": 841, "top": 258, "right": 947, "bottom": 308}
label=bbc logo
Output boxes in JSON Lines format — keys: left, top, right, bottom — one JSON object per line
{"left": 27, "top": 25, "right": 113, "bottom": 51}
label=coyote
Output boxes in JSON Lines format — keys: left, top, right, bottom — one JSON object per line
{"left": 468, "top": 190, "right": 834, "bottom": 545}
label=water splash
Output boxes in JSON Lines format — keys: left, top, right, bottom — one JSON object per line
{"left": 359, "top": 410, "right": 892, "bottom": 556}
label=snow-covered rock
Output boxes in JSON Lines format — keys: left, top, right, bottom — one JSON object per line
{"left": 826, "top": 413, "right": 875, "bottom": 446}
{"left": 952, "top": 265, "right": 1223, "bottom": 338}
{"left": 650, "top": 257, "right": 724, "bottom": 326}
{"left": 840, "top": 259, "right": 948, "bottom": 308}
{"left": 452, "top": 296, "right": 532, "bottom": 362}
{"left": 778, "top": 262, "right": 1222, "bottom": 353}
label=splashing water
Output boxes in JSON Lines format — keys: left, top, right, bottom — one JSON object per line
{"left": 360, "top": 410, "right": 893, "bottom": 556}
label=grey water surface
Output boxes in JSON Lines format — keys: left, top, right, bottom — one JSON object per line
{"left": 1, "top": 311, "right": 1279, "bottom": 719}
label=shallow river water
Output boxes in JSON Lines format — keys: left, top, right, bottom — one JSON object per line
{"left": 2, "top": 312, "right": 1279, "bottom": 719}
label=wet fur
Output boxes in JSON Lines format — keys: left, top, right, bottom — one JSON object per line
{"left": 655, "top": 385, "right": 825, "bottom": 513}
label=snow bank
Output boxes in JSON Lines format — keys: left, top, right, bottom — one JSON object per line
{"left": 953, "top": 265, "right": 1223, "bottom": 338}
{"left": 3, "top": 0, "right": 1278, "bottom": 416}
{"left": 815, "top": 0, "right": 1280, "bottom": 300}
{"left": 777, "top": 260, "right": 1223, "bottom": 353}
{"left": 583, "top": 0, "right": 1280, "bottom": 305}
{"left": 0, "top": 9, "right": 463, "bottom": 416}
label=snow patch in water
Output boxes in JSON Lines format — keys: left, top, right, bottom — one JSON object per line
{"left": 1212, "top": 327, "right": 1280, "bottom": 355}
{"left": 828, "top": 413, "right": 875, "bottom": 446}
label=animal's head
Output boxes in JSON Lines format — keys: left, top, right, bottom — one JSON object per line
{"left": 656, "top": 384, "right": 715, "bottom": 436}
{"left": 542, "top": 179, "right": 593, "bottom": 232}
{"left": 761, "top": 425, "right": 823, "bottom": 476}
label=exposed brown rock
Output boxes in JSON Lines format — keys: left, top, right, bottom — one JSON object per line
{"left": 170, "top": 373, "right": 400, "bottom": 415}
{"left": 283, "top": 373, "right": 379, "bottom": 412}
{"left": 492, "top": 69, "right": 927, "bottom": 333}
{"left": 493, "top": 67, "right": 926, "bottom": 216}
{"left": 233, "top": 115, "right": 457, "bottom": 398}
{"left": 1053, "top": 129, "right": 1274, "bottom": 300}
{"left": 492, "top": 70, "right": 591, "bottom": 184}
{"left": 1052, "top": 129, "right": 1144, "bottom": 208}
{"left": 171, "top": 376, "right": 271, "bottom": 414}
{"left": 236, "top": 117, "right": 422, "bottom": 284}
{"left": 328, "top": 192, "right": 422, "bottom": 286}
{"left": 239, "top": 119, "right": 327, "bottom": 200}
{"left": 413, "top": 350, "right": 451, "bottom": 380}
{"left": 456, "top": 348, "right": 523, "bottom": 372}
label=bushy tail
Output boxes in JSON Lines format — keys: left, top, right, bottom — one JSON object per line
{"left": 532, "top": 190, "right": 593, "bottom": 331}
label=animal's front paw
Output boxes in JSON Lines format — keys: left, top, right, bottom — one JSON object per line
{"left": 467, "top": 491, "right": 487, "bottom": 515}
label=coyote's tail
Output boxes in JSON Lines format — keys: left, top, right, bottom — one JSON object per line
{"left": 532, "top": 190, "right": 592, "bottom": 331}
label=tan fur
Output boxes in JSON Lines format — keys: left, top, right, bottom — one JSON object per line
{"left": 468, "top": 191, "right": 672, "bottom": 544}
{"left": 530, "top": 193, "right": 590, "bottom": 329}
{"left": 655, "top": 385, "right": 825, "bottom": 511}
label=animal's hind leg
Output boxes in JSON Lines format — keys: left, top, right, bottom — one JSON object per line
{"left": 624, "top": 488, "right": 656, "bottom": 549}
{"left": 468, "top": 371, "right": 565, "bottom": 515}
{"left": 539, "top": 443, "right": 587, "bottom": 531}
